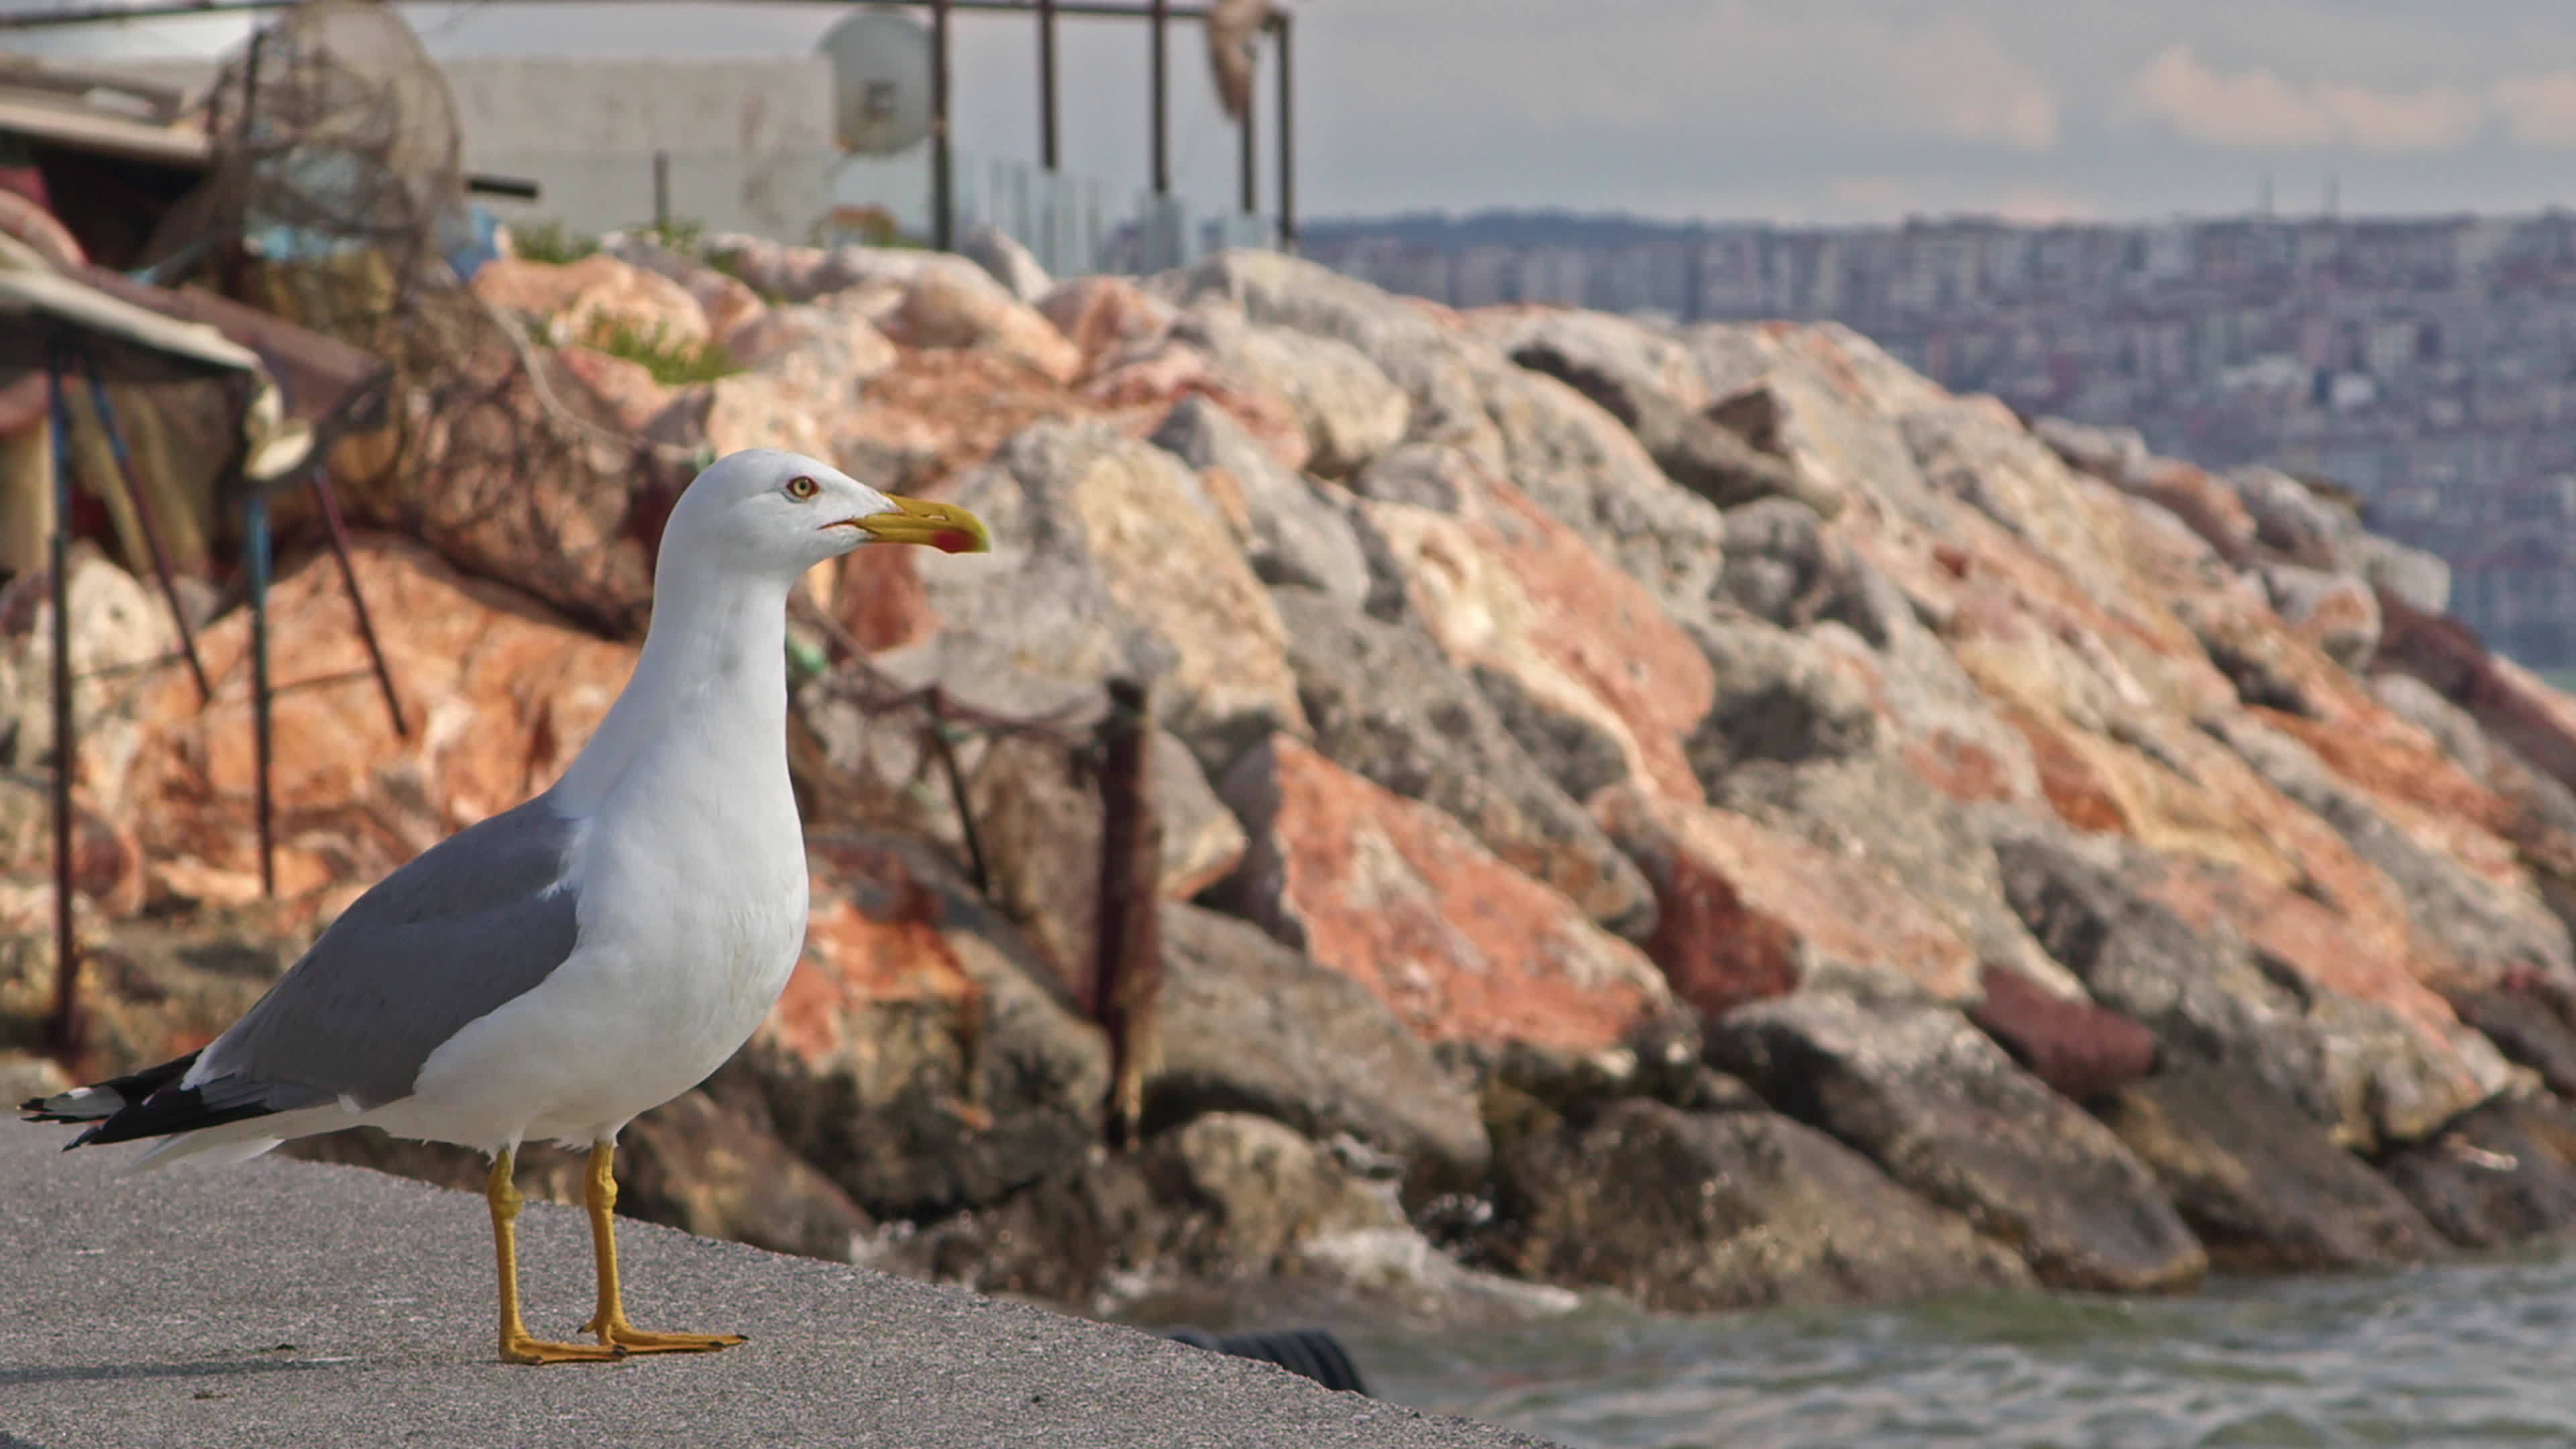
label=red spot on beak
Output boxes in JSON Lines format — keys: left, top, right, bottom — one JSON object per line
{"left": 932, "top": 529, "right": 975, "bottom": 554}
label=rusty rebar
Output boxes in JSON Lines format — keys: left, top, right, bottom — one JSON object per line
{"left": 1089, "top": 677, "right": 1161, "bottom": 1149}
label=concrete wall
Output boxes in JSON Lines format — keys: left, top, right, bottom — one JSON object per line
{"left": 443, "top": 56, "right": 839, "bottom": 240}
{"left": 55, "top": 52, "right": 845, "bottom": 242}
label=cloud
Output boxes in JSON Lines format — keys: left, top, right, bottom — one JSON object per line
{"left": 2125, "top": 46, "right": 2479, "bottom": 152}
{"left": 2495, "top": 71, "right": 2576, "bottom": 146}
{"left": 1906, "top": 18, "right": 2062, "bottom": 151}
{"left": 2315, "top": 83, "right": 2484, "bottom": 150}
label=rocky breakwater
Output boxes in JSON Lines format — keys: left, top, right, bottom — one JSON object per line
{"left": 14, "top": 233, "right": 2576, "bottom": 1328}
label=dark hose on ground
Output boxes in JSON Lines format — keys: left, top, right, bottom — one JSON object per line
{"left": 1159, "top": 1326, "right": 1371, "bottom": 1397}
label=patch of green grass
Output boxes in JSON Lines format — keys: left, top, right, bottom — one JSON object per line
{"left": 581, "top": 315, "right": 741, "bottom": 386}
{"left": 511, "top": 220, "right": 598, "bottom": 264}
{"left": 638, "top": 217, "right": 707, "bottom": 260}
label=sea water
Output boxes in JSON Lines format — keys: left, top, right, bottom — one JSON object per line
{"left": 1352, "top": 1250, "right": 2576, "bottom": 1448}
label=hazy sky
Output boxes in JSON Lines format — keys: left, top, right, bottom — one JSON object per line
{"left": 38, "top": 0, "right": 2576, "bottom": 224}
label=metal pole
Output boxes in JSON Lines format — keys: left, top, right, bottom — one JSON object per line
{"left": 1273, "top": 11, "right": 1294, "bottom": 253}
{"left": 651, "top": 150, "right": 670, "bottom": 233}
{"left": 246, "top": 483, "right": 274, "bottom": 899}
{"left": 77, "top": 355, "right": 211, "bottom": 703}
{"left": 930, "top": 0, "right": 953, "bottom": 252}
{"left": 1237, "top": 48, "right": 1256, "bottom": 221}
{"left": 44, "top": 343, "right": 79, "bottom": 1062}
{"left": 1148, "top": 0, "right": 1169, "bottom": 196}
{"left": 1036, "top": 0, "right": 1059, "bottom": 172}
{"left": 306, "top": 466, "right": 407, "bottom": 737}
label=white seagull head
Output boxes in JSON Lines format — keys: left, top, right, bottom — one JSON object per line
{"left": 659, "top": 447, "right": 991, "bottom": 581}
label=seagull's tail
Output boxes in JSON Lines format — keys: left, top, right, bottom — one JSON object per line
{"left": 19, "top": 1051, "right": 201, "bottom": 1142}
{"left": 23, "top": 1049, "right": 303, "bottom": 1171}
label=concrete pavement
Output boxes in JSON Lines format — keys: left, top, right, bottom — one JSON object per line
{"left": 0, "top": 1127, "right": 1554, "bottom": 1448}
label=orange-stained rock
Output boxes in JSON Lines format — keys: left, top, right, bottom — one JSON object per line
{"left": 1594, "top": 784, "right": 1980, "bottom": 1014}
{"left": 1036, "top": 274, "right": 1178, "bottom": 378}
{"left": 883, "top": 262, "right": 1081, "bottom": 385}
{"left": 1357, "top": 445, "right": 1714, "bottom": 807}
{"left": 827, "top": 543, "right": 935, "bottom": 654}
{"left": 1081, "top": 342, "right": 1313, "bottom": 473}
{"left": 837, "top": 349, "right": 1105, "bottom": 491}
{"left": 723, "top": 296, "right": 901, "bottom": 402}
{"left": 745, "top": 831, "right": 1110, "bottom": 1216}
{"left": 1215, "top": 737, "right": 1671, "bottom": 1051}
{"left": 112, "top": 538, "right": 639, "bottom": 900}
{"left": 2131, "top": 458, "right": 2257, "bottom": 562}
{"left": 763, "top": 845, "right": 973, "bottom": 1067}
{"left": 471, "top": 252, "right": 710, "bottom": 348}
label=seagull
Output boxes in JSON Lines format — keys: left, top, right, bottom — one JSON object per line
{"left": 23, "top": 449, "right": 990, "bottom": 1365}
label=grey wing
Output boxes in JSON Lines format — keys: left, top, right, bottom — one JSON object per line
{"left": 191, "top": 794, "right": 587, "bottom": 1111}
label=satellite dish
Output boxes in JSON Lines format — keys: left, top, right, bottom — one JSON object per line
{"left": 818, "top": 7, "right": 933, "bottom": 156}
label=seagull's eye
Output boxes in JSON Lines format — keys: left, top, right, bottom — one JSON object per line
{"left": 784, "top": 475, "right": 820, "bottom": 502}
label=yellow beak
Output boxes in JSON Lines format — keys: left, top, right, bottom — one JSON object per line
{"left": 847, "top": 494, "right": 991, "bottom": 555}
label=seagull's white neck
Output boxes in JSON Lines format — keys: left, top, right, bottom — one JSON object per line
{"left": 550, "top": 555, "right": 795, "bottom": 815}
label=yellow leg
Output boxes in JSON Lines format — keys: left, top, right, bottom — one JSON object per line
{"left": 488, "top": 1149, "right": 625, "bottom": 1365}
{"left": 579, "top": 1140, "right": 745, "bottom": 1354}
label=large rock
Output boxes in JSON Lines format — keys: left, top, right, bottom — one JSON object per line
{"left": 1154, "top": 904, "right": 1490, "bottom": 1193}
{"left": 1186, "top": 306, "right": 1409, "bottom": 477}
{"left": 959, "top": 221, "right": 1053, "bottom": 303}
{"left": 2257, "top": 562, "right": 2381, "bottom": 671}
{"left": 1472, "top": 365, "right": 1733, "bottom": 627}
{"left": 2377, "top": 1093, "right": 2576, "bottom": 1250}
{"left": 1708, "top": 754, "right": 2076, "bottom": 999}
{"left": 2031, "top": 416, "right": 2149, "bottom": 487}
{"left": 1214, "top": 736, "right": 1672, "bottom": 1053}
{"left": 1593, "top": 783, "right": 1981, "bottom": 1012}
{"left": 1967, "top": 961, "right": 2158, "bottom": 1102}
{"left": 1351, "top": 442, "right": 1715, "bottom": 808}
{"left": 1461, "top": 306, "right": 1711, "bottom": 415}
{"left": 884, "top": 1111, "right": 1431, "bottom": 1318}
{"left": 2358, "top": 534, "right": 2450, "bottom": 615}
{"left": 2096, "top": 1063, "right": 2442, "bottom": 1273}
{"left": 745, "top": 830, "right": 1110, "bottom": 1218}
{"left": 1495, "top": 1097, "right": 2030, "bottom": 1312}
{"left": 2230, "top": 466, "right": 2362, "bottom": 573}
{"left": 114, "top": 538, "right": 639, "bottom": 904}
{"left": 883, "top": 260, "right": 1083, "bottom": 384}
{"left": 894, "top": 421, "right": 1307, "bottom": 774}
{"left": 2213, "top": 713, "right": 2575, "bottom": 997}
{"left": 1165, "top": 252, "right": 1733, "bottom": 625}
{"left": 0, "top": 544, "right": 178, "bottom": 773}
{"left": 1150, "top": 394, "right": 1371, "bottom": 608}
{"left": 1711, "top": 992, "right": 2208, "bottom": 1293}
{"left": 598, "top": 229, "right": 768, "bottom": 339}
{"left": 1036, "top": 275, "right": 1179, "bottom": 378}
{"left": 1472, "top": 308, "right": 1811, "bottom": 514}
{"left": 720, "top": 293, "right": 902, "bottom": 403}
{"left": 1995, "top": 830, "right": 2508, "bottom": 1148}
{"left": 1161, "top": 249, "right": 1472, "bottom": 413}
{"left": 1268, "top": 586, "right": 1654, "bottom": 934}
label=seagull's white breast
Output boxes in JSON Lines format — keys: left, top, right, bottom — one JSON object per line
{"left": 391, "top": 662, "right": 810, "bottom": 1152}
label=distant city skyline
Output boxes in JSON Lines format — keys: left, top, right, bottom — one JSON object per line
{"left": 9, "top": 0, "right": 2575, "bottom": 226}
